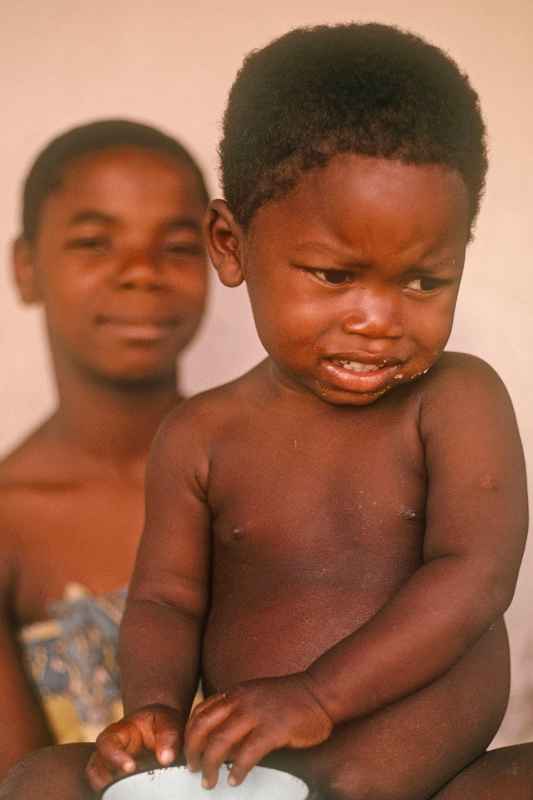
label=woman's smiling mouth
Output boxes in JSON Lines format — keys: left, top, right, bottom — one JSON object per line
{"left": 97, "top": 315, "right": 180, "bottom": 342}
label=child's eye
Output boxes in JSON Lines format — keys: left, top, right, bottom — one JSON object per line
{"left": 404, "top": 276, "right": 449, "bottom": 293}
{"left": 310, "top": 269, "right": 354, "bottom": 286}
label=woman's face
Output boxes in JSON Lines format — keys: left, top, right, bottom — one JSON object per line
{"left": 17, "top": 146, "right": 208, "bottom": 387}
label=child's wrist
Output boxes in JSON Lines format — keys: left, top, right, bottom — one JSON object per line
{"left": 123, "top": 697, "right": 188, "bottom": 723}
{"left": 300, "top": 670, "right": 337, "bottom": 726}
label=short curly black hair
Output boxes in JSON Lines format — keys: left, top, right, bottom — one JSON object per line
{"left": 21, "top": 119, "right": 209, "bottom": 241}
{"left": 220, "top": 23, "right": 487, "bottom": 230}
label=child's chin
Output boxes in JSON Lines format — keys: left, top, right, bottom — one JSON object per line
{"left": 312, "top": 382, "right": 392, "bottom": 407}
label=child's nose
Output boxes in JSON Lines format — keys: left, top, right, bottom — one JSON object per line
{"left": 341, "top": 289, "right": 404, "bottom": 339}
{"left": 115, "top": 250, "right": 165, "bottom": 291}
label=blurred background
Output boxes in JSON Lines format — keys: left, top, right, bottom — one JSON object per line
{"left": 1, "top": 0, "right": 531, "bottom": 747}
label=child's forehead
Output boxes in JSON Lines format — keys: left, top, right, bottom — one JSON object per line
{"left": 293, "top": 153, "right": 465, "bottom": 202}
{"left": 250, "top": 153, "right": 470, "bottom": 247}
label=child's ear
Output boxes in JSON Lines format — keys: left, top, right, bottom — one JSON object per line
{"left": 12, "top": 237, "right": 41, "bottom": 304}
{"left": 204, "top": 199, "right": 245, "bottom": 287}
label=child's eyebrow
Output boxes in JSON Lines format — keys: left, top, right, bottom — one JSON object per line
{"left": 291, "top": 243, "right": 459, "bottom": 272}
{"left": 290, "top": 242, "right": 370, "bottom": 268}
{"left": 291, "top": 241, "right": 343, "bottom": 257}
{"left": 403, "top": 257, "right": 459, "bottom": 273}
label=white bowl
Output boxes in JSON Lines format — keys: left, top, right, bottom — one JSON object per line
{"left": 102, "top": 764, "right": 310, "bottom": 800}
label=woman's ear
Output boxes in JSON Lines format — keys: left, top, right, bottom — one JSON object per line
{"left": 204, "top": 199, "right": 246, "bottom": 288}
{"left": 12, "top": 237, "right": 41, "bottom": 304}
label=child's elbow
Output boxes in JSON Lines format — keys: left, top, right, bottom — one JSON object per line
{"left": 478, "top": 562, "right": 518, "bottom": 622}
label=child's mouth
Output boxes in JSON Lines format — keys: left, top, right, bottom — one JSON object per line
{"left": 321, "top": 356, "right": 404, "bottom": 395}
{"left": 333, "top": 359, "right": 381, "bottom": 373}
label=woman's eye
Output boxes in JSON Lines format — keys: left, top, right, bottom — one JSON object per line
{"left": 312, "top": 269, "right": 353, "bottom": 285}
{"left": 164, "top": 242, "right": 204, "bottom": 257}
{"left": 66, "top": 237, "right": 109, "bottom": 253}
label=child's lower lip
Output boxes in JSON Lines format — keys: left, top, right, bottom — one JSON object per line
{"left": 321, "top": 358, "right": 403, "bottom": 392}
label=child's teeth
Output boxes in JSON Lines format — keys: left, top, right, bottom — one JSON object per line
{"left": 338, "top": 360, "right": 379, "bottom": 372}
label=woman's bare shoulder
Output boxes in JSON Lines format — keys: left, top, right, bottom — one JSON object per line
{"left": 0, "top": 417, "right": 60, "bottom": 491}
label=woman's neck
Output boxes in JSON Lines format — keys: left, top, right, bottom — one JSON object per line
{"left": 49, "top": 366, "right": 181, "bottom": 473}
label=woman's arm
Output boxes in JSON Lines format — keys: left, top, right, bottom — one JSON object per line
{"left": 0, "top": 545, "right": 53, "bottom": 779}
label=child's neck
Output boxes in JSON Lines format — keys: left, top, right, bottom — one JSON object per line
{"left": 50, "top": 365, "right": 180, "bottom": 473}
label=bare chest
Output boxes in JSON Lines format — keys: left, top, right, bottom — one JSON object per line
{"left": 6, "top": 479, "right": 144, "bottom": 625}
{"left": 209, "top": 401, "right": 425, "bottom": 590}
{"left": 202, "top": 397, "right": 427, "bottom": 686}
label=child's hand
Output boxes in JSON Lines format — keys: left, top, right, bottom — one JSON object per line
{"left": 184, "top": 673, "right": 333, "bottom": 789}
{"left": 86, "top": 704, "right": 184, "bottom": 791}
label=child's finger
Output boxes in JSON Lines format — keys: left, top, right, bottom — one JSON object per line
{"left": 153, "top": 715, "right": 181, "bottom": 766}
{"left": 227, "top": 728, "right": 279, "bottom": 787}
{"left": 95, "top": 729, "right": 138, "bottom": 773}
{"left": 184, "top": 698, "right": 234, "bottom": 772}
{"left": 85, "top": 753, "right": 123, "bottom": 792}
{"left": 188, "top": 692, "right": 227, "bottom": 724}
{"left": 196, "top": 715, "right": 255, "bottom": 789}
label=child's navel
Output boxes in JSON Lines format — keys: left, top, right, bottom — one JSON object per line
{"left": 231, "top": 526, "right": 246, "bottom": 542}
{"left": 400, "top": 507, "right": 418, "bottom": 521}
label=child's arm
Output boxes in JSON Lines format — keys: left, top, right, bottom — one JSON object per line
{"left": 86, "top": 405, "right": 211, "bottom": 791}
{"left": 185, "top": 356, "right": 528, "bottom": 788}
{"left": 304, "top": 357, "right": 527, "bottom": 720}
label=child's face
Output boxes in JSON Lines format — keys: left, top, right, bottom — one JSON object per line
{"left": 215, "top": 154, "right": 469, "bottom": 406}
{"left": 15, "top": 146, "right": 208, "bottom": 386}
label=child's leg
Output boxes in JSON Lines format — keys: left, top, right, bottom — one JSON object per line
{"left": 432, "top": 744, "right": 533, "bottom": 799}
{"left": 0, "top": 744, "right": 94, "bottom": 800}
{"left": 286, "top": 621, "right": 510, "bottom": 800}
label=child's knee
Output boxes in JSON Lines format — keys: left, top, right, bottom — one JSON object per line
{"left": 318, "top": 762, "right": 395, "bottom": 800}
{"left": 318, "top": 760, "right": 431, "bottom": 800}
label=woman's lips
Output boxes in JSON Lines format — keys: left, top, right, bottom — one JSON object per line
{"left": 98, "top": 316, "right": 179, "bottom": 341}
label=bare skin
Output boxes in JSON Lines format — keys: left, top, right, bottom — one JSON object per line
{"left": 87, "top": 155, "right": 529, "bottom": 799}
{"left": 0, "top": 145, "right": 208, "bottom": 777}
{"left": 5, "top": 742, "right": 533, "bottom": 800}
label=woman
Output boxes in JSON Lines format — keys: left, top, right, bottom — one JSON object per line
{"left": 0, "top": 119, "right": 208, "bottom": 777}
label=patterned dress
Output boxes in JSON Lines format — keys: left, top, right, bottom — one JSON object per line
{"left": 19, "top": 583, "right": 126, "bottom": 743}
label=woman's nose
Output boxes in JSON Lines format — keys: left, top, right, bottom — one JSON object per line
{"left": 115, "top": 251, "right": 165, "bottom": 290}
{"left": 341, "top": 289, "right": 404, "bottom": 339}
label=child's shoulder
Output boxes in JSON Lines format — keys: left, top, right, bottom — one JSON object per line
{"left": 157, "top": 366, "right": 260, "bottom": 444}
{"left": 422, "top": 351, "right": 507, "bottom": 397}
{"left": 417, "top": 351, "right": 514, "bottom": 428}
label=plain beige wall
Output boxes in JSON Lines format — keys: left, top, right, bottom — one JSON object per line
{"left": 1, "top": 0, "right": 531, "bottom": 746}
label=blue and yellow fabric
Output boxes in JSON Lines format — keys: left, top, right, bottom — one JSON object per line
{"left": 19, "top": 583, "right": 126, "bottom": 743}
